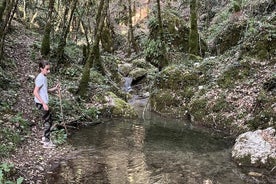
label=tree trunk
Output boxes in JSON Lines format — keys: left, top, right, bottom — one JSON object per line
{"left": 0, "top": 0, "right": 18, "bottom": 60}
{"left": 156, "top": 0, "right": 168, "bottom": 71}
{"left": 40, "top": 0, "right": 54, "bottom": 57}
{"left": 127, "top": 0, "right": 138, "bottom": 57}
{"left": 77, "top": 0, "right": 108, "bottom": 97}
{"left": 189, "top": 0, "right": 199, "bottom": 57}
{"left": 56, "top": 0, "right": 78, "bottom": 65}
{"left": 92, "top": 0, "right": 107, "bottom": 74}
{"left": 101, "top": 1, "right": 114, "bottom": 53}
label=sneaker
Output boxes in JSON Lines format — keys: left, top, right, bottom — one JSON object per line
{"left": 40, "top": 137, "right": 47, "bottom": 144}
{"left": 43, "top": 141, "right": 56, "bottom": 149}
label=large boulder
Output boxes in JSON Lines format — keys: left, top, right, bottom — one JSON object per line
{"left": 232, "top": 127, "right": 276, "bottom": 168}
{"left": 150, "top": 64, "right": 201, "bottom": 118}
{"left": 118, "top": 63, "right": 133, "bottom": 77}
{"left": 99, "top": 92, "right": 138, "bottom": 118}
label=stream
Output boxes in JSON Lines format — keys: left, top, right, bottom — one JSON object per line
{"left": 44, "top": 109, "right": 253, "bottom": 184}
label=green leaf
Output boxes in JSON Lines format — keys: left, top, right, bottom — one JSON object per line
{"left": 16, "top": 177, "right": 24, "bottom": 184}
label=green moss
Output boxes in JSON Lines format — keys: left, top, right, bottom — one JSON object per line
{"left": 217, "top": 61, "right": 251, "bottom": 88}
{"left": 150, "top": 89, "right": 184, "bottom": 113}
{"left": 179, "top": 87, "right": 195, "bottom": 101}
{"left": 233, "top": 154, "right": 252, "bottom": 166}
{"left": 212, "top": 96, "right": 231, "bottom": 112}
{"left": 132, "top": 59, "right": 152, "bottom": 69}
{"left": 267, "top": 156, "right": 276, "bottom": 169}
{"left": 100, "top": 92, "right": 137, "bottom": 118}
{"left": 230, "top": 0, "right": 242, "bottom": 12}
{"left": 247, "top": 110, "right": 275, "bottom": 130}
{"left": 155, "top": 65, "right": 199, "bottom": 90}
{"left": 189, "top": 98, "right": 208, "bottom": 122}
{"left": 129, "top": 68, "right": 147, "bottom": 80}
{"left": 255, "top": 40, "right": 269, "bottom": 59}
{"left": 246, "top": 89, "right": 276, "bottom": 130}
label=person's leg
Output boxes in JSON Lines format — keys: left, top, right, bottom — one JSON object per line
{"left": 36, "top": 103, "right": 55, "bottom": 147}
{"left": 42, "top": 109, "right": 52, "bottom": 142}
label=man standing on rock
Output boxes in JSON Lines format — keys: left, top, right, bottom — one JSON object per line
{"left": 33, "top": 60, "right": 59, "bottom": 149}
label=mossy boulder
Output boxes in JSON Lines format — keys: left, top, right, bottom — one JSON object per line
{"left": 188, "top": 97, "right": 209, "bottom": 123}
{"left": 128, "top": 68, "right": 147, "bottom": 81}
{"left": 102, "top": 55, "right": 123, "bottom": 84}
{"left": 118, "top": 63, "right": 133, "bottom": 77}
{"left": 150, "top": 64, "right": 200, "bottom": 118}
{"left": 99, "top": 92, "right": 138, "bottom": 118}
{"left": 132, "top": 58, "right": 153, "bottom": 69}
{"left": 187, "top": 86, "right": 239, "bottom": 133}
{"left": 210, "top": 19, "right": 247, "bottom": 55}
{"left": 242, "top": 24, "right": 276, "bottom": 60}
{"left": 154, "top": 65, "right": 199, "bottom": 90}
{"left": 150, "top": 89, "right": 188, "bottom": 118}
{"left": 246, "top": 89, "right": 276, "bottom": 130}
{"left": 217, "top": 60, "right": 252, "bottom": 88}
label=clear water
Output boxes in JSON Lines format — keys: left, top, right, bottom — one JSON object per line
{"left": 45, "top": 112, "right": 251, "bottom": 184}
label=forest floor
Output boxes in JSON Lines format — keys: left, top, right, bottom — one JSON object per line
{"left": 1, "top": 21, "right": 78, "bottom": 183}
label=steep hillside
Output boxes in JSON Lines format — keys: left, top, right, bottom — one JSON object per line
{"left": 0, "top": 21, "right": 77, "bottom": 183}
{"left": 150, "top": 0, "right": 276, "bottom": 135}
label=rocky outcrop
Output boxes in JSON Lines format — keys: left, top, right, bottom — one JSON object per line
{"left": 232, "top": 127, "right": 276, "bottom": 168}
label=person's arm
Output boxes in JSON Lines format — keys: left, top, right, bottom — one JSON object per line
{"left": 33, "top": 86, "right": 49, "bottom": 111}
{"left": 48, "top": 83, "right": 60, "bottom": 92}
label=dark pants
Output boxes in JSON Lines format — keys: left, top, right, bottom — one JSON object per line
{"left": 36, "top": 103, "right": 53, "bottom": 142}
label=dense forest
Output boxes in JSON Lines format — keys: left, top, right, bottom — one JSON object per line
{"left": 0, "top": 0, "right": 275, "bottom": 183}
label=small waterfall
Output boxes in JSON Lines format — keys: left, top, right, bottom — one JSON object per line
{"left": 124, "top": 77, "right": 133, "bottom": 92}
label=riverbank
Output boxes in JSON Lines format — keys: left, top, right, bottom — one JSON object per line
{"left": 1, "top": 127, "right": 76, "bottom": 183}
{"left": 0, "top": 21, "right": 78, "bottom": 183}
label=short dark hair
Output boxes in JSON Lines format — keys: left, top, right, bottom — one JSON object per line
{"left": 39, "top": 60, "right": 49, "bottom": 69}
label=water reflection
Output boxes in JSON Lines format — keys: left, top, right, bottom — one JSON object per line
{"left": 45, "top": 114, "right": 247, "bottom": 184}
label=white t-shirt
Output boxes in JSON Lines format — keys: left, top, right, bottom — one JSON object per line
{"left": 34, "top": 73, "right": 49, "bottom": 104}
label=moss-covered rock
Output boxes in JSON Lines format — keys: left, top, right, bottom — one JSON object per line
{"left": 149, "top": 64, "right": 201, "bottom": 118}
{"left": 132, "top": 58, "right": 156, "bottom": 70}
{"left": 217, "top": 60, "right": 252, "bottom": 88}
{"left": 102, "top": 55, "right": 123, "bottom": 84}
{"left": 188, "top": 97, "right": 209, "bottom": 123}
{"left": 128, "top": 68, "right": 147, "bottom": 81}
{"left": 118, "top": 63, "right": 133, "bottom": 77}
{"left": 246, "top": 89, "right": 276, "bottom": 130}
{"left": 99, "top": 92, "right": 138, "bottom": 118}
{"left": 154, "top": 64, "right": 199, "bottom": 90}
{"left": 210, "top": 19, "right": 247, "bottom": 55}
{"left": 150, "top": 89, "right": 188, "bottom": 118}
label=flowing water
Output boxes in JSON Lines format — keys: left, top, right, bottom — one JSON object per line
{"left": 45, "top": 112, "right": 251, "bottom": 184}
